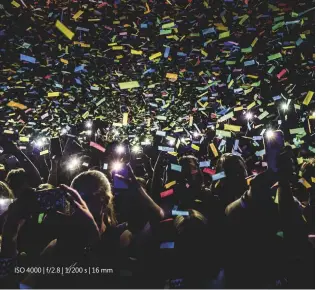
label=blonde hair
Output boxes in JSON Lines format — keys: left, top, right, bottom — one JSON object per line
{"left": 71, "top": 170, "right": 117, "bottom": 226}
{"left": 0, "top": 181, "right": 14, "bottom": 199}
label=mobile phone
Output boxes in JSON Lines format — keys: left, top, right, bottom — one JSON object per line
{"left": 160, "top": 242, "right": 175, "bottom": 249}
{"left": 35, "top": 188, "right": 67, "bottom": 212}
{"left": 263, "top": 130, "right": 285, "bottom": 173}
{"left": 50, "top": 137, "right": 62, "bottom": 157}
{"left": 113, "top": 165, "right": 129, "bottom": 189}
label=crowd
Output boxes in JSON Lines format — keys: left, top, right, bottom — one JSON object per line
{"left": 0, "top": 130, "right": 314, "bottom": 289}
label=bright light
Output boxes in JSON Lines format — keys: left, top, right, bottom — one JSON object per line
{"left": 181, "top": 138, "right": 186, "bottom": 143}
{"left": 144, "top": 138, "right": 151, "bottom": 145}
{"left": 132, "top": 145, "right": 141, "bottom": 154}
{"left": 168, "top": 139, "right": 175, "bottom": 146}
{"left": 281, "top": 103, "right": 288, "bottom": 111}
{"left": 193, "top": 131, "right": 199, "bottom": 138}
{"left": 245, "top": 112, "right": 253, "bottom": 120}
{"left": 86, "top": 130, "right": 92, "bottom": 136}
{"left": 112, "top": 161, "right": 123, "bottom": 172}
{"left": 313, "top": 112, "right": 315, "bottom": 117}
{"left": 85, "top": 121, "right": 92, "bottom": 129}
{"left": 116, "top": 145, "right": 125, "bottom": 154}
{"left": 0, "top": 199, "right": 6, "bottom": 206}
{"left": 265, "top": 129, "right": 274, "bottom": 139}
{"left": 61, "top": 128, "right": 67, "bottom": 135}
{"left": 67, "top": 157, "right": 80, "bottom": 171}
{"left": 35, "top": 137, "right": 46, "bottom": 148}
{"left": 113, "top": 129, "right": 119, "bottom": 136}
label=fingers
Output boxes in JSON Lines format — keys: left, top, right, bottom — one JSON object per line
{"left": 60, "top": 184, "right": 83, "bottom": 204}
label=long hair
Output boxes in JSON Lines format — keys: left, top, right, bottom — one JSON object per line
{"left": 0, "top": 181, "right": 14, "bottom": 199}
{"left": 211, "top": 153, "right": 248, "bottom": 206}
{"left": 71, "top": 170, "right": 117, "bottom": 227}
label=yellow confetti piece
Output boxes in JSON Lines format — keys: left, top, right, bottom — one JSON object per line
{"left": 131, "top": 49, "right": 143, "bottom": 55}
{"left": 40, "top": 150, "right": 49, "bottom": 156}
{"left": 55, "top": 20, "right": 75, "bottom": 40}
{"left": 82, "top": 111, "right": 89, "bottom": 119}
{"left": 210, "top": 143, "right": 219, "bottom": 157}
{"left": 60, "top": 58, "right": 68, "bottom": 64}
{"left": 47, "top": 92, "right": 60, "bottom": 97}
{"left": 312, "top": 177, "right": 315, "bottom": 183}
{"left": 303, "top": 91, "right": 314, "bottom": 105}
{"left": 224, "top": 124, "right": 241, "bottom": 132}
{"left": 19, "top": 136, "right": 29, "bottom": 142}
{"left": 251, "top": 37, "right": 258, "bottom": 47}
{"left": 300, "top": 178, "right": 311, "bottom": 189}
{"left": 122, "top": 112, "right": 128, "bottom": 125}
{"left": 73, "top": 10, "right": 84, "bottom": 20}
{"left": 191, "top": 144, "right": 200, "bottom": 151}
{"left": 201, "top": 49, "right": 208, "bottom": 57}
{"left": 297, "top": 157, "right": 304, "bottom": 165}
{"left": 112, "top": 46, "right": 123, "bottom": 50}
{"left": 149, "top": 52, "right": 162, "bottom": 60}
{"left": 228, "top": 79, "right": 234, "bottom": 88}
{"left": 7, "top": 101, "right": 27, "bottom": 110}
{"left": 189, "top": 115, "right": 193, "bottom": 126}
{"left": 144, "top": 2, "right": 151, "bottom": 14}
{"left": 165, "top": 180, "right": 176, "bottom": 189}
{"left": 118, "top": 81, "right": 140, "bottom": 90}
{"left": 247, "top": 101, "right": 256, "bottom": 110}
{"left": 166, "top": 73, "right": 178, "bottom": 80}
{"left": 4, "top": 130, "right": 14, "bottom": 134}
{"left": 11, "top": 0, "right": 20, "bottom": 7}
{"left": 234, "top": 106, "right": 243, "bottom": 111}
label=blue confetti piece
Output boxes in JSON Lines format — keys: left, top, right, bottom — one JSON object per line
{"left": 140, "top": 23, "right": 148, "bottom": 28}
{"left": 177, "top": 52, "right": 187, "bottom": 57}
{"left": 20, "top": 54, "right": 36, "bottom": 64}
{"left": 244, "top": 60, "right": 256, "bottom": 66}
{"left": 164, "top": 46, "right": 170, "bottom": 58}
{"left": 74, "top": 65, "right": 84, "bottom": 72}
{"left": 202, "top": 27, "right": 216, "bottom": 35}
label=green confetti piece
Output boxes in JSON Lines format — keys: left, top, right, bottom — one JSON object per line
{"left": 219, "top": 31, "right": 230, "bottom": 39}
{"left": 268, "top": 53, "right": 282, "bottom": 61}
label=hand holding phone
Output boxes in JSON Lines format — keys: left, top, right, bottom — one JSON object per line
{"left": 263, "top": 130, "right": 285, "bottom": 173}
{"left": 112, "top": 163, "right": 129, "bottom": 189}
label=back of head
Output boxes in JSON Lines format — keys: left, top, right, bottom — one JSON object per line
{"left": 5, "top": 168, "right": 28, "bottom": 198}
{"left": 178, "top": 155, "right": 204, "bottom": 188}
{"left": 71, "top": 170, "right": 116, "bottom": 226}
{"left": 0, "top": 181, "right": 14, "bottom": 199}
{"left": 212, "top": 153, "right": 248, "bottom": 205}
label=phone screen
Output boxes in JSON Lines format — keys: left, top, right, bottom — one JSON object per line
{"left": 35, "top": 188, "right": 66, "bottom": 212}
{"left": 50, "top": 137, "right": 62, "bottom": 157}
{"left": 113, "top": 166, "right": 129, "bottom": 189}
{"left": 263, "top": 130, "right": 285, "bottom": 173}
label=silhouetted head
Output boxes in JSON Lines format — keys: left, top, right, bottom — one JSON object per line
{"left": 178, "top": 155, "right": 204, "bottom": 189}
{"left": 212, "top": 153, "right": 248, "bottom": 205}
{"left": 5, "top": 168, "right": 29, "bottom": 198}
{"left": 71, "top": 170, "right": 116, "bottom": 229}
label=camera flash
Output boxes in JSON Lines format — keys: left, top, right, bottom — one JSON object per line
{"left": 67, "top": 157, "right": 80, "bottom": 171}
{"left": 112, "top": 161, "right": 123, "bottom": 172}
{"left": 245, "top": 112, "right": 253, "bottom": 120}
{"left": 265, "top": 129, "right": 274, "bottom": 139}
{"left": 116, "top": 145, "right": 125, "bottom": 154}
{"left": 132, "top": 145, "right": 141, "bottom": 154}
